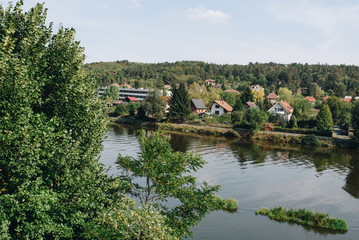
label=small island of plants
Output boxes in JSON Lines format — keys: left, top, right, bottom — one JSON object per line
{"left": 256, "top": 207, "right": 348, "bottom": 231}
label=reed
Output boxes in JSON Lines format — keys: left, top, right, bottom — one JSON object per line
{"left": 256, "top": 207, "right": 348, "bottom": 231}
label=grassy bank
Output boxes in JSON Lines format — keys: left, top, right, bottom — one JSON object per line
{"left": 256, "top": 207, "right": 348, "bottom": 231}
{"left": 111, "top": 116, "right": 356, "bottom": 149}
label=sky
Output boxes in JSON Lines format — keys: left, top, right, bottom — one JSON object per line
{"left": 4, "top": 0, "right": 359, "bottom": 65}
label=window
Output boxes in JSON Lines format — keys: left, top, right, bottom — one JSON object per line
{"left": 215, "top": 105, "right": 220, "bottom": 108}
{"left": 215, "top": 111, "right": 220, "bottom": 115}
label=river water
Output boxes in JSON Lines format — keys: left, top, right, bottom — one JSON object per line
{"left": 100, "top": 125, "right": 359, "bottom": 240}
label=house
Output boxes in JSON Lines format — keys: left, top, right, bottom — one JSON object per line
{"left": 204, "top": 79, "right": 216, "bottom": 86}
{"left": 267, "top": 101, "right": 294, "bottom": 121}
{"left": 243, "top": 102, "right": 258, "bottom": 114}
{"left": 191, "top": 99, "right": 207, "bottom": 114}
{"left": 266, "top": 92, "right": 279, "bottom": 104}
{"left": 163, "top": 85, "right": 172, "bottom": 97}
{"left": 210, "top": 100, "right": 233, "bottom": 116}
{"left": 124, "top": 96, "right": 140, "bottom": 103}
{"left": 159, "top": 96, "right": 170, "bottom": 113}
{"left": 305, "top": 96, "right": 316, "bottom": 104}
{"left": 251, "top": 84, "right": 264, "bottom": 91}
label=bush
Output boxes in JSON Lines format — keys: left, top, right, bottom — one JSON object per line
{"left": 114, "top": 104, "right": 127, "bottom": 116}
{"left": 274, "top": 127, "right": 332, "bottom": 137}
{"left": 223, "top": 198, "right": 239, "bottom": 211}
{"left": 256, "top": 207, "right": 348, "bottom": 231}
{"left": 301, "top": 134, "right": 320, "bottom": 146}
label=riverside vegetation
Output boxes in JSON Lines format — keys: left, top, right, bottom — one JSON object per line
{"left": 256, "top": 207, "right": 348, "bottom": 231}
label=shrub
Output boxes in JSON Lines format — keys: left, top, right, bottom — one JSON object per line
{"left": 301, "top": 134, "right": 320, "bottom": 146}
{"left": 223, "top": 198, "right": 239, "bottom": 211}
{"left": 114, "top": 104, "right": 128, "bottom": 116}
{"left": 256, "top": 207, "right": 348, "bottom": 231}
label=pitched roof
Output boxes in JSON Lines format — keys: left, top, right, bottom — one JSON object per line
{"left": 322, "top": 96, "right": 329, "bottom": 102}
{"left": 164, "top": 85, "right": 172, "bottom": 89}
{"left": 191, "top": 99, "right": 206, "bottom": 109}
{"left": 305, "top": 96, "right": 316, "bottom": 102}
{"left": 224, "top": 89, "right": 239, "bottom": 94}
{"left": 212, "top": 100, "right": 233, "bottom": 112}
{"left": 125, "top": 96, "right": 140, "bottom": 102}
{"left": 343, "top": 97, "right": 351, "bottom": 103}
{"left": 245, "top": 102, "right": 258, "bottom": 108}
{"left": 267, "top": 92, "right": 278, "bottom": 99}
{"left": 279, "top": 101, "right": 293, "bottom": 113}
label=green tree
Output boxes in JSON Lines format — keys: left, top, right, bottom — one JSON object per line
{"left": 352, "top": 101, "right": 359, "bottom": 140}
{"left": 169, "top": 83, "right": 191, "bottom": 122}
{"left": 292, "top": 96, "right": 313, "bottom": 120}
{"left": 231, "top": 111, "right": 244, "bottom": 125}
{"left": 116, "top": 130, "right": 223, "bottom": 239}
{"left": 242, "top": 108, "right": 268, "bottom": 131}
{"left": 0, "top": 2, "right": 169, "bottom": 239}
{"left": 240, "top": 86, "right": 254, "bottom": 103}
{"left": 142, "top": 90, "right": 166, "bottom": 121}
{"left": 115, "top": 104, "right": 128, "bottom": 116}
{"left": 233, "top": 98, "right": 244, "bottom": 111}
{"left": 103, "top": 85, "right": 119, "bottom": 101}
{"left": 316, "top": 104, "right": 333, "bottom": 132}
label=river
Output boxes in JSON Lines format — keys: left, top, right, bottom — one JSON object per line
{"left": 100, "top": 125, "right": 359, "bottom": 240}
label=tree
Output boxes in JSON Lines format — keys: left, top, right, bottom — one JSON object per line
{"left": 0, "top": 1, "right": 167, "bottom": 239}
{"left": 277, "top": 87, "right": 293, "bottom": 104}
{"left": 242, "top": 108, "right": 268, "bottom": 131}
{"left": 240, "top": 86, "right": 254, "bottom": 103}
{"left": 352, "top": 101, "right": 359, "bottom": 140}
{"left": 116, "top": 130, "right": 223, "bottom": 239}
{"left": 142, "top": 89, "right": 166, "bottom": 121}
{"left": 316, "top": 104, "right": 333, "bottom": 132}
{"left": 292, "top": 96, "right": 313, "bottom": 120}
{"left": 103, "top": 84, "right": 119, "bottom": 101}
{"left": 168, "top": 83, "right": 191, "bottom": 122}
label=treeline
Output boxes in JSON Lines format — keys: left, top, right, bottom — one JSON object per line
{"left": 85, "top": 61, "right": 359, "bottom": 97}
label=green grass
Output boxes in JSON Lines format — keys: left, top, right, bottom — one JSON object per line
{"left": 223, "top": 198, "right": 239, "bottom": 211}
{"left": 256, "top": 207, "right": 348, "bottom": 231}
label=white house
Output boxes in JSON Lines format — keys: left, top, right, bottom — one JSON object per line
{"left": 267, "top": 101, "right": 294, "bottom": 121}
{"left": 210, "top": 100, "right": 233, "bottom": 116}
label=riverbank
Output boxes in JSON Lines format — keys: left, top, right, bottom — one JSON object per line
{"left": 111, "top": 116, "right": 357, "bottom": 149}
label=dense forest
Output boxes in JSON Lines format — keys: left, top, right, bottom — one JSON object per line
{"left": 85, "top": 61, "right": 359, "bottom": 97}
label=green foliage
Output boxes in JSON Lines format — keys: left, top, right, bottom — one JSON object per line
{"left": 327, "top": 96, "right": 352, "bottom": 126}
{"left": 316, "top": 104, "right": 333, "bottom": 132}
{"left": 233, "top": 98, "right": 244, "bottom": 111}
{"left": 127, "top": 101, "right": 141, "bottom": 117}
{"left": 142, "top": 89, "right": 166, "bottom": 122}
{"left": 114, "top": 104, "right": 127, "bottom": 116}
{"left": 223, "top": 198, "right": 239, "bottom": 211}
{"left": 231, "top": 111, "right": 244, "bottom": 125}
{"left": 352, "top": 101, "right": 359, "bottom": 140}
{"left": 0, "top": 1, "right": 169, "bottom": 239}
{"left": 256, "top": 207, "right": 348, "bottom": 231}
{"left": 221, "top": 91, "right": 240, "bottom": 107}
{"left": 288, "top": 115, "right": 298, "bottom": 128}
{"left": 242, "top": 108, "right": 268, "bottom": 131}
{"left": 292, "top": 97, "right": 313, "bottom": 121}
{"left": 169, "top": 83, "right": 191, "bottom": 122}
{"left": 240, "top": 86, "right": 254, "bottom": 103}
{"left": 301, "top": 134, "right": 320, "bottom": 146}
{"left": 116, "top": 130, "right": 223, "bottom": 238}
{"left": 103, "top": 85, "right": 119, "bottom": 101}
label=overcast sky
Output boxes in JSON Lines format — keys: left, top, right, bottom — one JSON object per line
{"left": 5, "top": 0, "right": 359, "bottom": 65}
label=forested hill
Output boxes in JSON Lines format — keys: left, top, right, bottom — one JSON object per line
{"left": 84, "top": 61, "right": 359, "bottom": 97}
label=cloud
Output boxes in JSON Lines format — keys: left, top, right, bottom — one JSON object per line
{"left": 269, "top": 2, "right": 359, "bottom": 35}
{"left": 186, "top": 6, "right": 231, "bottom": 24}
{"left": 128, "top": 0, "right": 142, "bottom": 9}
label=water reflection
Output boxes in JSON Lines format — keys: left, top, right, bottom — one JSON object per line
{"left": 343, "top": 153, "right": 359, "bottom": 199}
{"left": 101, "top": 125, "right": 359, "bottom": 240}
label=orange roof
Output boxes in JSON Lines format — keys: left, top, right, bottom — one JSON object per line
{"left": 212, "top": 100, "right": 233, "bottom": 112}
{"left": 279, "top": 101, "right": 293, "bottom": 114}
{"left": 224, "top": 89, "right": 239, "bottom": 93}
{"left": 305, "top": 96, "right": 316, "bottom": 102}
{"left": 126, "top": 96, "right": 140, "bottom": 102}
{"left": 164, "top": 85, "right": 172, "bottom": 89}
{"left": 205, "top": 79, "right": 215, "bottom": 83}
{"left": 322, "top": 96, "right": 328, "bottom": 102}
{"left": 343, "top": 98, "right": 351, "bottom": 102}
{"left": 267, "top": 92, "right": 278, "bottom": 99}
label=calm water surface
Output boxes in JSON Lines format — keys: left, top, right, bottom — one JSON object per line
{"left": 100, "top": 125, "right": 359, "bottom": 240}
